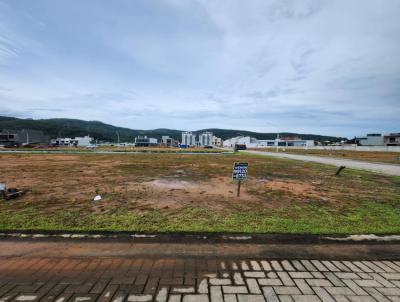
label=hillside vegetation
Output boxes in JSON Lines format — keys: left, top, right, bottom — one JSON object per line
{"left": 0, "top": 116, "right": 343, "bottom": 142}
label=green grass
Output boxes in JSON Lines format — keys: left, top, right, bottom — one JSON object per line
{"left": 1, "top": 201, "right": 399, "bottom": 234}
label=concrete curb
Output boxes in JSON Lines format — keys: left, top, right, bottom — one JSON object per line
{"left": 1, "top": 231, "right": 399, "bottom": 244}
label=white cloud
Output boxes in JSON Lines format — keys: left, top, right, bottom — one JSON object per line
{"left": 0, "top": 0, "right": 399, "bottom": 137}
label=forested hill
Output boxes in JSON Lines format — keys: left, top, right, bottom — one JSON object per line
{"left": 0, "top": 116, "right": 344, "bottom": 142}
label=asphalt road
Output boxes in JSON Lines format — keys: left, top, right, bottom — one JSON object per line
{"left": 245, "top": 150, "right": 400, "bottom": 176}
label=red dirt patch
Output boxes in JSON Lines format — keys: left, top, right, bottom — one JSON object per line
{"left": 262, "top": 180, "right": 320, "bottom": 197}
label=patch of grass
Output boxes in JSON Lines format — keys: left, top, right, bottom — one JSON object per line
{"left": 1, "top": 201, "right": 399, "bottom": 234}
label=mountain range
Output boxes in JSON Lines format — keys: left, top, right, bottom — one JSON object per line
{"left": 0, "top": 116, "right": 345, "bottom": 143}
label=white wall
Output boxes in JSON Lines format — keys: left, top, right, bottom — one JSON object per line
{"left": 359, "top": 136, "right": 384, "bottom": 146}
{"left": 259, "top": 145, "right": 400, "bottom": 152}
{"left": 76, "top": 136, "right": 92, "bottom": 147}
{"left": 223, "top": 136, "right": 258, "bottom": 148}
{"left": 224, "top": 137, "right": 314, "bottom": 148}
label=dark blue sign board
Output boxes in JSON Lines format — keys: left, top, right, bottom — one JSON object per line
{"left": 232, "top": 162, "right": 248, "bottom": 180}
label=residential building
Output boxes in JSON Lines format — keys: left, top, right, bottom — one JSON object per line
{"left": 223, "top": 136, "right": 258, "bottom": 148}
{"left": 75, "top": 136, "right": 92, "bottom": 146}
{"left": 212, "top": 136, "right": 222, "bottom": 147}
{"left": 280, "top": 136, "right": 302, "bottom": 141}
{"left": 0, "top": 129, "right": 50, "bottom": 147}
{"left": 0, "top": 131, "right": 17, "bottom": 147}
{"left": 51, "top": 138, "right": 72, "bottom": 146}
{"left": 134, "top": 136, "right": 158, "bottom": 147}
{"left": 223, "top": 136, "right": 314, "bottom": 148}
{"left": 51, "top": 135, "right": 93, "bottom": 147}
{"left": 279, "top": 138, "right": 314, "bottom": 147}
{"left": 255, "top": 139, "right": 277, "bottom": 147}
{"left": 199, "top": 131, "right": 213, "bottom": 147}
{"left": 384, "top": 133, "right": 400, "bottom": 146}
{"left": 161, "top": 136, "right": 177, "bottom": 147}
{"left": 181, "top": 132, "right": 196, "bottom": 147}
{"left": 358, "top": 134, "right": 384, "bottom": 146}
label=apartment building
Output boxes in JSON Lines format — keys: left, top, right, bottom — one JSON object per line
{"left": 181, "top": 132, "right": 196, "bottom": 147}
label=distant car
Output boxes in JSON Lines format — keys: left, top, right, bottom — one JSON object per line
{"left": 4, "top": 144, "right": 19, "bottom": 148}
{"left": 204, "top": 146, "right": 213, "bottom": 149}
{"left": 234, "top": 144, "right": 246, "bottom": 151}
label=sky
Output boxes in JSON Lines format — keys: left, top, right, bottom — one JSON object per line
{"left": 0, "top": 0, "right": 399, "bottom": 137}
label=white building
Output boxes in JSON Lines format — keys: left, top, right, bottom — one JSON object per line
{"left": 278, "top": 139, "right": 314, "bottom": 147}
{"left": 161, "top": 136, "right": 177, "bottom": 147}
{"left": 134, "top": 136, "right": 158, "bottom": 147}
{"left": 223, "top": 136, "right": 314, "bottom": 148}
{"left": 51, "top": 135, "right": 93, "bottom": 147}
{"left": 181, "top": 132, "right": 196, "bottom": 147}
{"left": 384, "top": 133, "right": 400, "bottom": 146}
{"left": 359, "top": 134, "right": 384, "bottom": 146}
{"left": 255, "top": 140, "right": 278, "bottom": 147}
{"left": 161, "top": 136, "right": 170, "bottom": 145}
{"left": 212, "top": 136, "right": 222, "bottom": 147}
{"left": 223, "top": 136, "right": 258, "bottom": 148}
{"left": 199, "top": 131, "right": 213, "bottom": 146}
{"left": 75, "top": 136, "right": 92, "bottom": 146}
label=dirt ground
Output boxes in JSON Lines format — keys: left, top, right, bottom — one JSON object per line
{"left": 1, "top": 152, "right": 399, "bottom": 219}
{"left": 250, "top": 148, "right": 400, "bottom": 164}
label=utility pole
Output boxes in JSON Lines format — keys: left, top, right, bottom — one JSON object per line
{"left": 26, "top": 130, "right": 29, "bottom": 144}
{"left": 276, "top": 133, "right": 279, "bottom": 153}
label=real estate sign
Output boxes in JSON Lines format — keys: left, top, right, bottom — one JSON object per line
{"left": 232, "top": 162, "right": 248, "bottom": 180}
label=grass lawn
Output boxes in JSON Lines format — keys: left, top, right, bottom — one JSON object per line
{"left": 250, "top": 148, "right": 400, "bottom": 165}
{"left": 0, "top": 152, "right": 399, "bottom": 234}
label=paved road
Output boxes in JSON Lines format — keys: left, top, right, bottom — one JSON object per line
{"left": 246, "top": 150, "right": 400, "bottom": 176}
{"left": 1, "top": 256, "right": 400, "bottom": 302}
{"left": 1, "top": 240, "right": 400, "bottom": 301}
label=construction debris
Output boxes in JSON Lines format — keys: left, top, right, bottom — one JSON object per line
{"left": 0, "top": 183, "right": 25, "bottom": 200}
{"left": 93, "top": 195, "right": 102, "bottom": 201}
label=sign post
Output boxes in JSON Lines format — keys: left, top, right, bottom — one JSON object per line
{"left": 232, "top": 162, "right": 248, "bottom": 197}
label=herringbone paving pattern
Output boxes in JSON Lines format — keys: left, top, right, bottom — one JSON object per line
{"left": 1, "top": 258, "right": 400, "bottom": 301}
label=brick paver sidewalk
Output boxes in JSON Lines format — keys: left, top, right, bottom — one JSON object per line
{"left": 1, "top": 257, "right": 400, "bottom": 302}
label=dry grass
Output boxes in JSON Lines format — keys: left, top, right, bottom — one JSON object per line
{"left": 251, "top": 148, "right": 400, "bottom": 164}
{"left": 1, "top": 146, "right": 224, "bottom": 153}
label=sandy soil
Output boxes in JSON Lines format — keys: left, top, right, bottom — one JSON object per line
{"left": 259, "top": 179, "right": 321, "bottom": 197}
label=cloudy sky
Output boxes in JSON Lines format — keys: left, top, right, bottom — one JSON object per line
{"left": 0, "top": 0, "right": 399, "bottom": 137}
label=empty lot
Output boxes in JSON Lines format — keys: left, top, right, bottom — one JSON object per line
{"left": 0, "top": 152, "right": 399, "bottom": 233}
